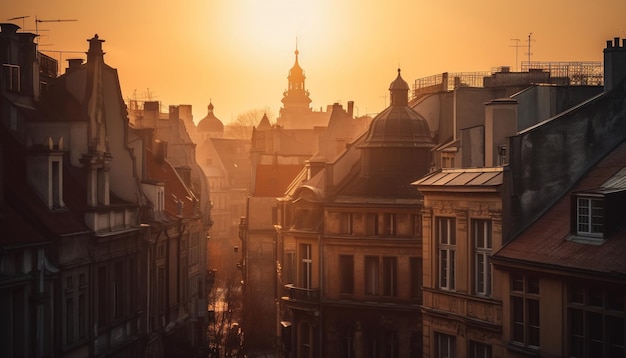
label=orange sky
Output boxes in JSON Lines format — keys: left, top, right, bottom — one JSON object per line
{"left": 5, "top": 0, "right": 626, "bottom": 124}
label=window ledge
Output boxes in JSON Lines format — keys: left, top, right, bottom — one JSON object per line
{"left": 567, "top": 235, "right": 606, "bottom": 245}
{"left": 506, "top": 342, "right": 540, "bottom": 356}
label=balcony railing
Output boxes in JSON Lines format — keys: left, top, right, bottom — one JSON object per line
{"left": 283, "top": 284, "right": 320, "bottom": 303}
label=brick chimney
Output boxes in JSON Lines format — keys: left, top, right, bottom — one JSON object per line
{"left": 604, "top": 37, "right": 626, "bottom": 91}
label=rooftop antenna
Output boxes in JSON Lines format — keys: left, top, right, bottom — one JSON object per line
{"left": 525, "top": 32, "right": 534, "bottom": 69}
{"left": 510, "top": 38, "right": 521, "bottom": 71}
{"left": 7, "top": 15, "right": 29, "bottom": 28}
{"left": 35, "top": 16, "right": 77, "bottom": 44}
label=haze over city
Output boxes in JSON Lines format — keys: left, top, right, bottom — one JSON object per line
{"left": 6, "top": 0, "right": 626, "bottom": 122}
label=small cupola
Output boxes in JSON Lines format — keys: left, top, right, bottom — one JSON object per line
{"left": 389, "top": 68, "right": 410, "bottom": 106}
{"left": 358, "top": 69, "right": 434, "bottom": 180}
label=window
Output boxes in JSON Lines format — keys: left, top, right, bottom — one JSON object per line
{"left": 469, "top": 341, "right": 492, "bottom": 358}
{"left": 511, "top": 274, "right": 540, "bottom": 348}
{"left": 382, "top": 257, "right": 397, "bottom": 297}
{"left": 339, "top": 255, "right": 354, "bottom": 294}
{"left": 568, "top": 285, "right": 625, "bottom": 358}
{"left": 365, "top": 256, "right": 379, "bottom": 295}
{"left": 366, "top": 213, "right": 378, "bottom": 236}
{"left": 2, "top": 64, "right": 20, "bottom": 92}
{"left": 412, "top": 214, "right": 422, "bottom": 237}
{"left": 300, "top": 244, "right": 312, "bottom": 289}
{"left": 437, "top": 217, "right": 456, "bottom": 290}
{"left": 51, "top": 160, "right": 63, "bottom": 209}
{"left": 300, "top": 322, "right": 312, "bottom": 358}
{"left": 383, "top": 330, "right": 399, "bottom": 358}
{"left": 435, "top": 332, "right": 456, "bottom": 358}
{"left": 576, "top": 197, "right": 604, "bottom": 237}
{"left": 381, "top": 213, "right": 396, "bottom": 236}
{"left": 113, "top": 261, "right": 124, "bottom": 318}
{"left": 409, "top": 257, "right": 422, "bottom": 300}
{"left": 441, "top": 153, "right": 455, "bottom": 168}
{"left": 66, "top": 298, "right": 74, "bottom": 344}
{"left": 473, "top": 220, "right": 492, "bottom": 296}
{"left": 339, "top": 212, "right": 353, "bottom": 235}
{"left": 497, "top": 145, "right": 508, "bottom": 166}
{"left": 97, "top": 266, "right": 108, "bottom": 326}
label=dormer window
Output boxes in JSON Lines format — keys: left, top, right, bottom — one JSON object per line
{"left": 576, "top": 197, "right": 604, "bottom": 237}
{"left": 2, "top": 64, "right": 20, "bottom": 92}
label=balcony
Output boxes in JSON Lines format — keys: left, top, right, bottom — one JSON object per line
{"left": 282, "top": 284, "right": 320, "bottom": 304}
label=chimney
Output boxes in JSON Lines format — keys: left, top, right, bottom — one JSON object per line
{"left": 169, "top": 105, "right": 180, "bottom": 134}
{"left": 153, "top": 140, "right": 168, "bottom": 163}
{"left": 86, "top": 34, "right": 105, "bottom": 63}
{"left": 604, "top": 37, "right": 626, "bottom": 91}
{"left": 347, "top": 101, "right": 354, "bottom": 117}
{"left": 66, "top": 58, "right": 83, "bottom": 73}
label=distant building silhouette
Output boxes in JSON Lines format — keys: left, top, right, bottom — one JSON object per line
{"left": 0, "top": 24, "right": 211, "bottom": 358}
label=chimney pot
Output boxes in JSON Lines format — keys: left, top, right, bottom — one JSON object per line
{"left": 615, "top": 37, "right": 620, "bottom": 47}
{"left": 66, "top": 58, "right": 83, "bottom": 72}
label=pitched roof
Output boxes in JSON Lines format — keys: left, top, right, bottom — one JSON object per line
{"left": 254, "top": 164, "right": 304, "bottom": 197}
{"left": 494, "top": 140, "right": 626, "bottom": 277}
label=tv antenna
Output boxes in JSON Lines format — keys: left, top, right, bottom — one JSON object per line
{"left": 510, "top": 38, "right": 521, "bottom": 71}
{"left": 525, "top": 32, "right": 535, "bottom": 67}
{"left": 35, "top": 16, "right": 77, "bottom": 43}
{"left": 7, "top": 15, "right": 30, "bottom": 28}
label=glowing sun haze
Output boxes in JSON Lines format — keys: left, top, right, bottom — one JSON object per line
{"left": 6, "top": 0, "right": 626, "bottom": 124}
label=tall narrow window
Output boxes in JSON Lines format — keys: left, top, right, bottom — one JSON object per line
{"left": 339, "top": 255, "right": 354, "bottom": 294}
{"left": 382, "top": 257, "right": 397, "bottom": 297}
{"left": 412, "top": 214, "right": 422, "bottom": 237}
{"left": 437, "top": 217, "right": 456, "bottom": 290}
{"left": 339, "top": 212, "right": 353, "bottom": 235}
{"left": 2, "top": 64, "right": 20, "bottom": 92}
{"left": 511, "top": 274, "right": 540, "bottom": 348}
{"left": 66, "top": 298, "right": 74, "bottom": 344}
{"left": 300, "top": 322, "right": 312, "bottom": 358}
{"left": 382, "top": 213, "right": 396, "bottom": 236}
{"left": 365, "top": 256, "right": 379, "bottom": 295}
{"left": 469, "top": 340, "right": 492, "bottom": 358}
{"left": 435, "top": 332, "right": 456, "bottom": 358}
{"left": 113, "top": 261, "right": 124, "bottom": 318}
{"left": 576, "top": 197, "right": 604, "bottom": 237}
{"left": 51, "top": 160, "right": 62, "bottom": 208}
{"left": 473, "top": 219, "right": 492, "bottom": 296}
{"left": 300, "top": 244, "right": 312, "bottom": 289}
{"left": 366, "top": 213, "right": 378, "bottom": 236}
{"left": 78, "top": 294, "right": 86, "bottom": 339}
{"left": 409, "top": 257, "right": 422, "bottom": 300}
{"left": 97, "top": 266, "right": 108, "bottom": 326}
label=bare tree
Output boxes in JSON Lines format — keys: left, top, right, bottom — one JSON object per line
{"left": 224, "top": 109, "right": 275, "bottom": 140}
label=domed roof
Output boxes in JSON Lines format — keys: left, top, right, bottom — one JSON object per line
{"left": 360, "top": 69, "right": 433, "bottom": 148}
{"left": 197, "top": 102, "right": 224, "bottom": 133}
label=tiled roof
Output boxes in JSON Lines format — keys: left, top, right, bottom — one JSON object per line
{"left": 494, "top": 140, "right": 626, "bottom": 276}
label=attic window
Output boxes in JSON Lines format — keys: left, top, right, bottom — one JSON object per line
{"left": 2, "top": 64, "right": 20, "bottom": 92}
{"left": 575, "top": 196, "right": 604, "bottom": 238}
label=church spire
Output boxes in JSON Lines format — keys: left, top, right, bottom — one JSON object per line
{"left": 281, "top": 42, "right": 311, "bottom": 110}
